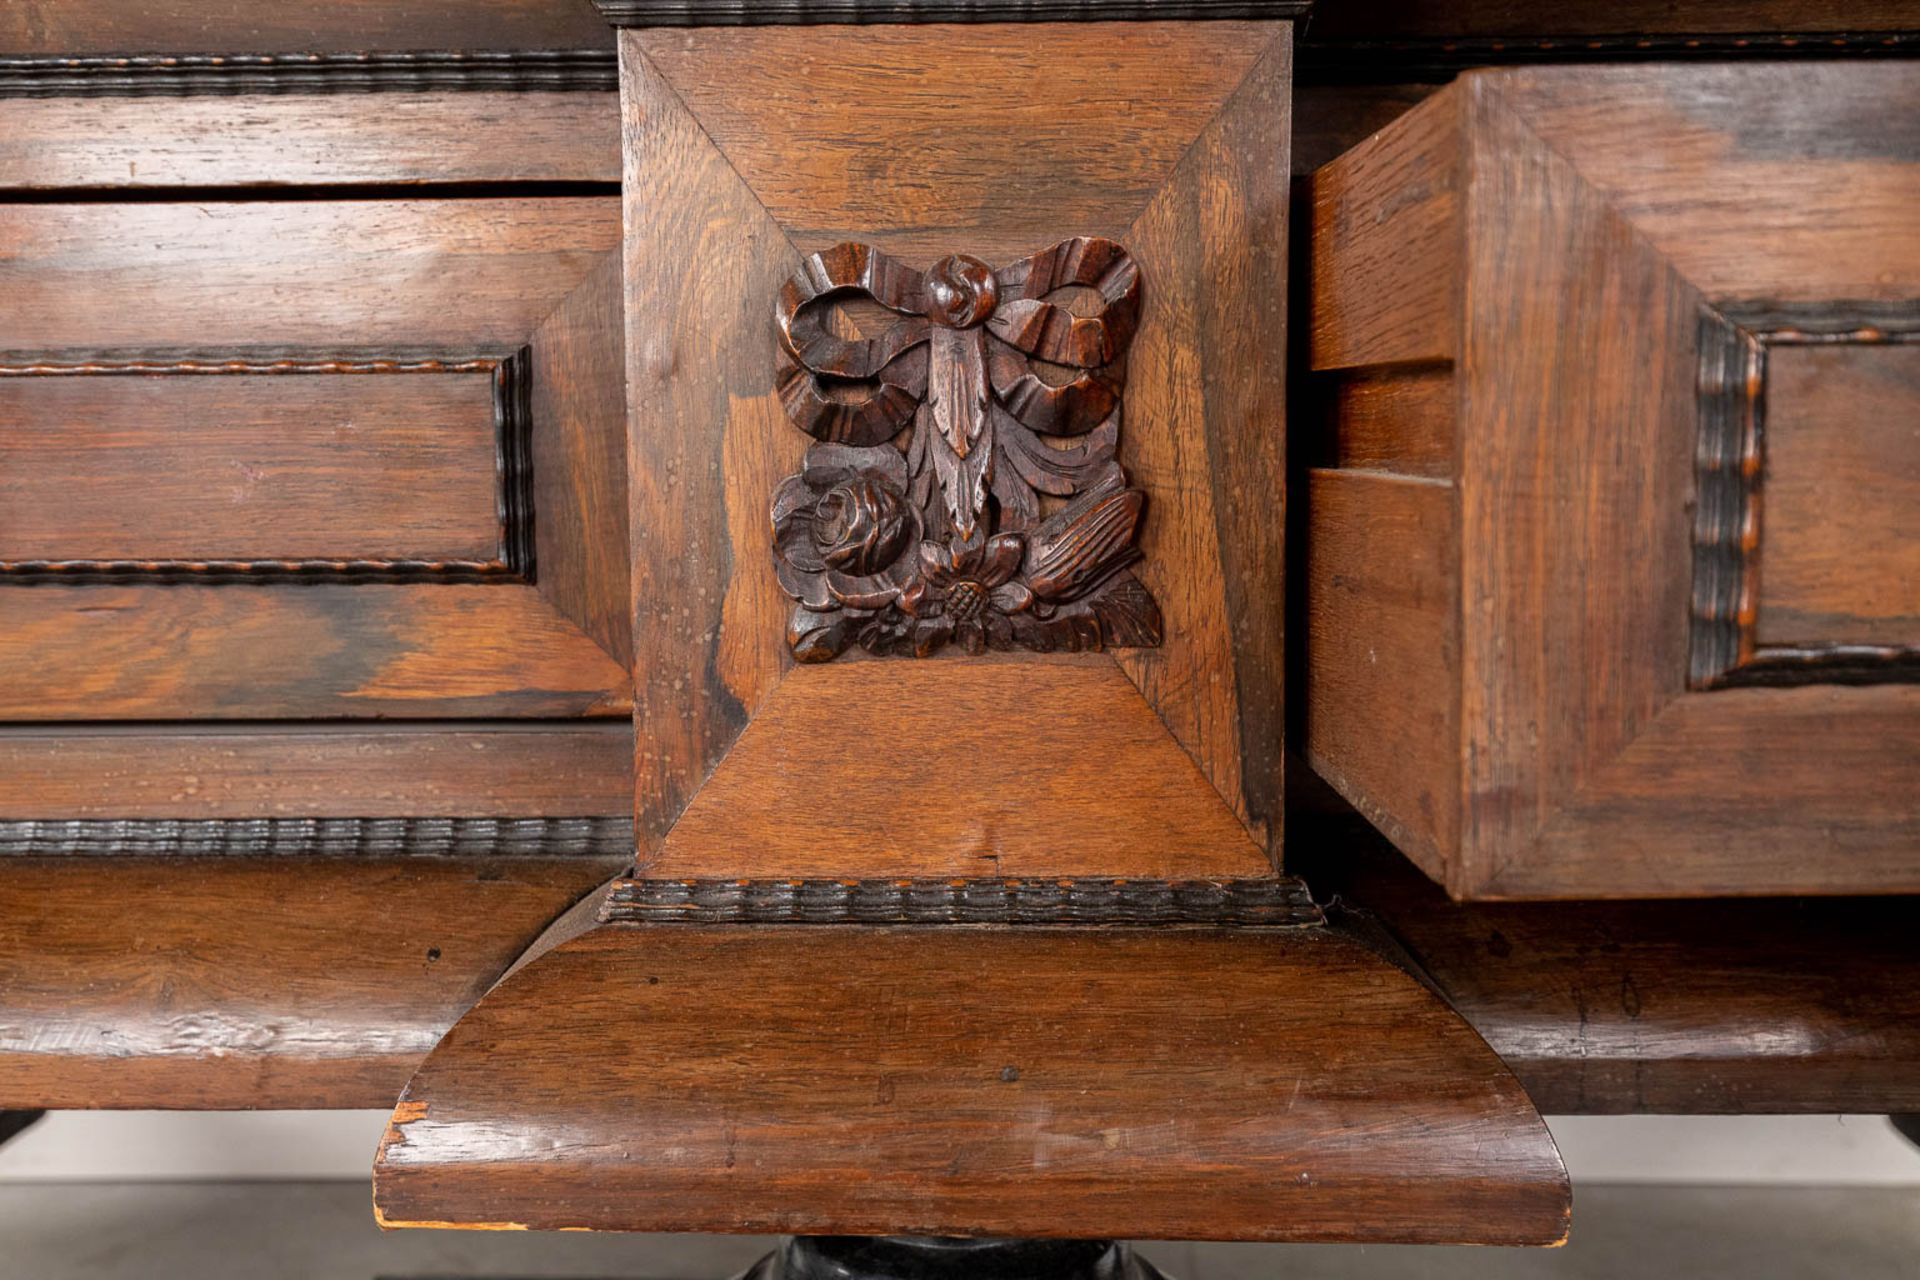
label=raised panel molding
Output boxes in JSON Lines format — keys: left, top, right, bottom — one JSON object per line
{"left": 1692, "top": 303, "right": 1920, "bottom": 689}
{"left": 0, "top": 350, "right": 533, "bottom": 584}
{"left": 1308, "top": 63, "right": 1920, "bottom": 898}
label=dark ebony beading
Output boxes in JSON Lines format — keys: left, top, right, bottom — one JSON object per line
{"left": 603, "top": 876, "right": 1323, "bottom": 926}
{"left": 0, "top": 817, "right": 635, "bottom": 858}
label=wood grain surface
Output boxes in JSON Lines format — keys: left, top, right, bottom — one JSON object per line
{"left": 0, "top": 724, "right": 632, "bottom": 819}
{"left": 0, "top": 93, "right": 618, "bottom": 191}
{"left": 0, "top": 855, "right": 625, "bottom": 1110}
{"left": 0, "top": 198, "right": 619, "bottom": 351}
{"left": 0, "top": 370, "right": 502, "bottom": 563}
{"left": 0, "top": 1, "right": 613, "bottom": 55}
{"left": 648, "top": 656, "right": 1271, "bottom": 879}
{"left": 0, "top": 585, "right": 630, "bottom": 720}
{"left": 1308, "top": 90, "right": 1459, "bottom": 371}
{"left": 618, "top": 22, "right": 1297, "bottom": 871}
{"left": 1305, "top": 63, "right": 1920, "bottom": 898}
{"left": 620, "top": 34, "right": 800, "bottom": 853}
{"left": 1309, "top": 363, "right": 1455, "bottom": 477}
{"left": 1115, "top": 27, "right": 1292, "bottom": 861}
{"left": 1304, "top": 472, "right": 1457, "bottom": 883}
{"left": 532, "top": 250, "right": 633, "bottom": 667}
{"left": 635, "top": 22, "right": 1282, "bottom": 265}
{"left": 1756, "top": 342, "right": 1920, "bottom": 649}
{"left": 374, "top": 923, "right": 1568, "bottom": 1243}
{"left": 1305, "top": 832, "right": 1920, "bottom": 1114}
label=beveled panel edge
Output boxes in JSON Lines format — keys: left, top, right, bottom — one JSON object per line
{"left": 0, "top": 816, "right": 635, "bottom": 857}
{"left": 1691, "top": 301, "right": 1920, "bottom": 689}
{"left": 0, "top": 51, "right": 616, "bottom": 97}
{"left": 594, "top": 1, "right": 1310, "bottom": 25}
{"left": 0, "top": 349, "right": 535, "bottom": 585}
{"left": 605, "top": 876, "right": 1323, "bottom": 926}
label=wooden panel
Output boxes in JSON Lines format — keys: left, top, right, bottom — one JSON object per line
{"left": 1308, "top": 88, "right": 1459, "bottom": 370}
{"left": 1456, "top": 77, "right": 1704, "bottom": 895}
{"left": 0, "top": 94, "right": 619, "bottom": 191}
{"left": 1311, "top": 363, "right": 1455, "bottom": 477}
{"left": 0, "top": 368, "right": 501, "bottom": 564}
{"left": 0, "top": 855, "right": 624, "bottom": 1110}
{"left": 1116, "top": 28, "right": 1292, "bottom": 856}
{"left": 0, "top": 586, "right": 630, "bottom": 720}
{"left": 0, "top": 2, "right": 613, "bottom": 55}
{"left": 619, "top": 24, "right": 1297, "bottom": 872}
{"left": 636, "top": 22, "right": 1280, "bottom": 264}
{"left": 1306, "top": 64, "right": 1920, "bottom": 897}
{"left": 1306, "top": 833, "right": 1920, "bottom": 1114}
{"left": 651, "top": 656, "right": 1270, "bottom": 879}
{"left": 1492, "top": 63, "right": 1920, "bottom": 302}
{"left": 0, "top": 199, "right": 620, "bottom": 351}
{"left": 532, "top": 251, "right": 632, "bottom": 667}
{"left": 0, "top": 725, "right": 632, "bottom": 819}
{"left": 1512, "top": 686, "right": 1920, "bottom": 897}
{"left": 0, "top": 196, "right": 629, "bottom": 721}
{"left": 1304, "top": 472, "right": 1456, "bottom": 882}
{"left": 375, "top": 924, "right": 1568, "bottom": 1244}
{"left": 1757, "top": 342, "right": 1920, "bottom": 648}
{"left": 620, "top": 34, "right": 800, "bottom": 852}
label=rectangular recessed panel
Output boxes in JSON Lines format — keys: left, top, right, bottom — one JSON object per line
{"left": 1759, "top": 342, "right": 1920, "bottom": 649}
{"left": 0, "top": 365, "right": 506, "bottom": 570}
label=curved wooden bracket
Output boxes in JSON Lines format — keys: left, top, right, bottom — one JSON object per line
{"left": 372, "top": 911, "right": 1568, "bottom": 1244}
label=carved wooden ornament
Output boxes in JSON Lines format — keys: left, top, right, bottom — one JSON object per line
{"left": 769, "top": 238, "right": 1161, "bottom": 661}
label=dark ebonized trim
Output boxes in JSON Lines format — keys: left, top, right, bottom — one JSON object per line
{"left": 0, "top": 350, "right": 536, "bottom": 586}
{"left": 1692, "top": 302, "right": 1920, "bottom": 691}
{"left": 604, "top": 877, "right": 1324, "bottom": 926}
{"left": 594, "top": 0, "right": 1310, "bottom": 24}
{"left": 0, "top": 817, "right": 635, "bottom": 857}
{"left": 7, "top": 28, "right": 1912, "bottom": 99}
{"left": 1295, "top": 31, "right": 1920, "bottom": 83}
{"left": 0, "top": 51, "right": 617, "bottom": 97}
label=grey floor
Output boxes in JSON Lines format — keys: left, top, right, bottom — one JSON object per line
{"left": 0, "top": 1183, "right": 1915, "bottom": 1280}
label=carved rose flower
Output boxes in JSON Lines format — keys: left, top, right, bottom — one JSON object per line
{"left": 811, "top": 476, "right": 915, "bottom": 577}
{"left": 899, "top": 533, "right": 1034, "bottom": 655}
{"left": 773, "top": 443, "right": 923, "bottom": 619}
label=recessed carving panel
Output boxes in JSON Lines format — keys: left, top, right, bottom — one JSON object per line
{"left": 0, "top": 355, "right": 527, "bottom": 581}
{"left": 770, "top": 238, "right": 1159, "bottom": 661}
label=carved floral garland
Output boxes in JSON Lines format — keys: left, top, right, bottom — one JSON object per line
{"left": 770, "top": 237, "right": 1161, "bottom": 661}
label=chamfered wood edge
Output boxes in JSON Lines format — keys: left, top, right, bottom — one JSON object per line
{"left": 593, "top": 1, "right": 1312, "bottom": 25}
{"left": 373, "top": 920, "right": 1569, "bottom": 1243}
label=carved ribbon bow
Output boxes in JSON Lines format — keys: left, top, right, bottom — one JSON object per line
{"left": 776, "top": 237, "right": 1141, "bottom": 540}
{"left": 771, "top": 237, "right": 1158, "bottom": 661}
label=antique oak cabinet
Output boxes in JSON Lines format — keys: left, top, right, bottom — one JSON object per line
{"left": 0, "top": 2, "right": 1915, "bottom": 1275}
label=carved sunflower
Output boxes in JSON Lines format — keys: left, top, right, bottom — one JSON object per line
{"left": 899, "top": 533, "right": 1035, "bottom": 656}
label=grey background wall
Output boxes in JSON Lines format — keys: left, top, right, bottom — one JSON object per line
{"left": 1, "top": 1113, "right": 1916, "bottom": 1185}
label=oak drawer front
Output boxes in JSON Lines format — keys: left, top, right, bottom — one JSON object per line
{"left": 1307, "top": 62, "right": 1919, "bottom": 899}
{"left": 0, "top": 197, "right": 631, "bottom": 721}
